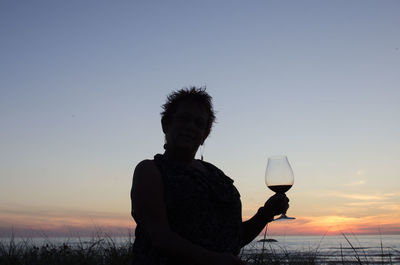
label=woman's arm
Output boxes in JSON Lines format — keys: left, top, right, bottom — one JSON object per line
{"left": 240, "top": 194, "right": 289, "bottom": 247}
{"left": 131, "top": 160, "right": 244, "bottom": 265}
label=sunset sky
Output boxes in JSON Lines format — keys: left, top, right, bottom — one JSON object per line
{"left": 1, "top": 1, "right": 399, "bottom": 237}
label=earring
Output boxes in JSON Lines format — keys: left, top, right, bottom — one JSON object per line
{"left": 200, "top": 144, "right": 205, "bottom": 161}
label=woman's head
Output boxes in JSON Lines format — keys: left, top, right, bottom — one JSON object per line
{"left": 161, "top": 87, "right": 216, "bottom": 155}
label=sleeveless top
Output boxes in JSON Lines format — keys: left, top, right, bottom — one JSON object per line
{"left": 131, "top": 154, "right": 243, "bottom": 265}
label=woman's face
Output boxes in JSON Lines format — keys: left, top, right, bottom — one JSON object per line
{"left": 164, "top": 100, "right": 209, "bottom": 155}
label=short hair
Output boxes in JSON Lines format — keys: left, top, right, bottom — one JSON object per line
{"left": 161, "top": 86, "right": 216, "bottom": 138}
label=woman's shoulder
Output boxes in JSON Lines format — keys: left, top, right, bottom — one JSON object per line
{"left": 134, "top": 154, "right": 169, "bottom": 178}
{"left": 134, "top": 159, "right": 159, "bottom": 177}
{"left": 199, "top": 160, "right": 235, "bottom": 184}
{"left": 199, "top": 160, "right": 225, "bottom": 174}
{"left": 135, "top": 159, "right": 155, "bottom": 168}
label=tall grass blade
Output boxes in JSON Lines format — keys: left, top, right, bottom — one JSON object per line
{"left": 342, "top": 233, "right": 362, "bottom": 265}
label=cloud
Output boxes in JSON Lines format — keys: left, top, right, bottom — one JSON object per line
{"left": 345, "top": 201, "right": 385, "bottom": 206}
{"left": 344, "top": 180, "right": 366, "bottom": 186}
{"left": 326, "top": 192, "right": 400, "bottom": 201}
{"left": 266, "top": 214, "right": 400, "bottom": 236}
{"left": 342, "top": 170, "right": 366, "bottom": 186}
{"left": 330, "top": 193, "right": 385, "bottom": 201}
{"left": 356, "top": 170, "right": 365, "bottom": 176}
{"left": 0, "top": 206, "right": 135, "bottom": 237}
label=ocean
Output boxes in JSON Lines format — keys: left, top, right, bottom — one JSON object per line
{"left": 2, "top": 234, "right": 400, "bottom": 264}
{"left": 245, "top": 234, "right": 400, "bottom": 264}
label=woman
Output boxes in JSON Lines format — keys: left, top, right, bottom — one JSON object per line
{"left": 131, "top": 87, "right": 289, "bottom": 265}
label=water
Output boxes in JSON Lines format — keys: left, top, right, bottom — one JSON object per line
{"left": 2, "top": 234, "right": 400, "bottom": 264}
{"left": 244, "top": 235, "right": 400, "bottom": 264}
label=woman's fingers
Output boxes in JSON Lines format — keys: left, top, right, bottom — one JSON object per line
{"left": 264, "top": 193, "right": 290, "bottom": 215}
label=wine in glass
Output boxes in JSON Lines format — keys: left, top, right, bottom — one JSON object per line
{"left": 265, "top": 155, "right": 295, "bottom": 220}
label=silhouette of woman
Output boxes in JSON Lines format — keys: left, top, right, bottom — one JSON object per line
{"left": 130, "top": 87, "right": 289, "bottom": 265}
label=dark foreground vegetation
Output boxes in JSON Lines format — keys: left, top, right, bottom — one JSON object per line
{"left": 1, "top": 234, "right": 399, "bottom": 265}
{"left": 0, "top": 235, "right": 133, "bottom": 265}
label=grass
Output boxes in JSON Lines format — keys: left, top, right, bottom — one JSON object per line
{"left": 0, "top": 233, "right": 399, "bottom": 265}
{"left": 239, "top": 232, "right": 400, "bottom": 265}
{"left": 0, "top": 232, "right": 133, "bottom": 265}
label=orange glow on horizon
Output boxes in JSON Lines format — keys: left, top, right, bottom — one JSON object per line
{"left": 0, "top": 209, "right": 134, "bottom": 237}
{"left": 246, "top": 214, "right": 400, "bottom": 236}
{"left": 2, "top": 211, "right": 400, "bottom": 237}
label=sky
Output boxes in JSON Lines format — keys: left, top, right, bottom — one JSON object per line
{"left": 1, "top": 1, "right": 399, "bottom": 237}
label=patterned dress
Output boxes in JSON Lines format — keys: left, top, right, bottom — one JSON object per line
{"left": 131, "top": 154, "right": 243, "bottom": 265}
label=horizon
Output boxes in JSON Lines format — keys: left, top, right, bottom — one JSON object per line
{"left": 1, "top": 1, "right": 399, "bottom": 238}
{"left": 1, "top": 209, "right": 400, "bottom": 237}
{"left": 1, "top": 224, "right": 400, "bottom": 238}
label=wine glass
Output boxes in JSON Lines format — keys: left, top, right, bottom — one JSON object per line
{"left": 265, "top": 155, "right": 295, "bottom": 221}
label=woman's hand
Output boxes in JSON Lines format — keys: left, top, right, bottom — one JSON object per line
{"left": 240, "top": 194, "right": 290, "bottom": 247}
{"left": 264, "top": 193, "right": 289, "bottom": 217}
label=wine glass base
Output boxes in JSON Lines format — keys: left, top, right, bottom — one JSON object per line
{"left": 273, "top": 215, "right": 296, "bottom": 221}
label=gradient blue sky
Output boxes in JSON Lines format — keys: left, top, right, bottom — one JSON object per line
{"left": 1, "top": 1, "right": 399, "bottom": 236}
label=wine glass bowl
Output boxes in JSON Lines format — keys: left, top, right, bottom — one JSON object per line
{"left": 265, "top": 155, "right": 295, "bottom": 220}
